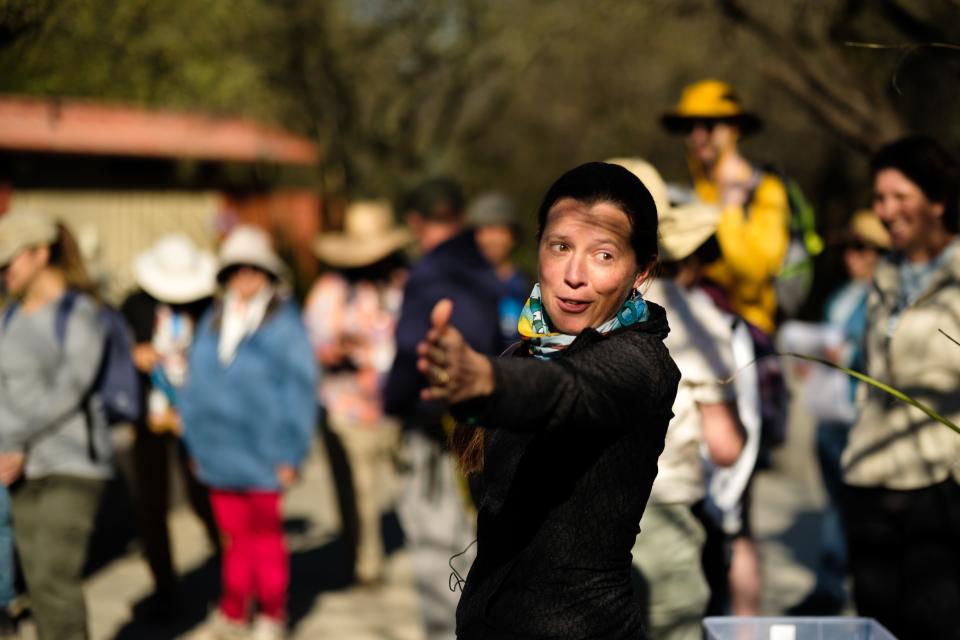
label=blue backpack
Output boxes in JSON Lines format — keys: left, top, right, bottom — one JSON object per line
{"left": 2, "top": 292, "right": 141, "bottom": 424}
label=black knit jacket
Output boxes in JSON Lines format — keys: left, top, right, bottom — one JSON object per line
{"left": 454, "top": 301, "right": 680, "bottom": 640}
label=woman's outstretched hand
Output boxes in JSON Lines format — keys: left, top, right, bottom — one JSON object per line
{"left": 417, "top": 299, "right": 495, "bottom": 404}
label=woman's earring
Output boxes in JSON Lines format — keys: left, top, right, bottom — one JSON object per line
{"left": 617, "top": 289, "right": 646, "bottom": 327}
{"left": 617, "top": 305, "right": 638, "bottom": 326}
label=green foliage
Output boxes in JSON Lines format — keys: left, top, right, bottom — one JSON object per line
{"left": 2, "top": 0, "right": 959, "bottom": 273}
{"left": 0, "top": 0, "right": 289, "bottom": 123}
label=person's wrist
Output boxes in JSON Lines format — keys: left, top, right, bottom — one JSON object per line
{"left": 721, "top": 183, "right": 749, "bottom": 207}
{"left": 473, "top": 355, "right": 495, "bottom": 398}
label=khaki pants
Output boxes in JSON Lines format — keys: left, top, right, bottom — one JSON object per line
{"left": 10, "top": 475, "right": 104, "bottom": 640}
{"left": 396, "top": 431, "right": 476, "bottom": 640}
{"left": 632, "top": 502, "right": 710, "bottom": 640}
{"left": 328, "top": 415, "right": 400, "bottom": 583}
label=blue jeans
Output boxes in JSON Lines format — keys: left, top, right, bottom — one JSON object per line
{"left": 0, "top": 483, "right": 14, "bottom": 607}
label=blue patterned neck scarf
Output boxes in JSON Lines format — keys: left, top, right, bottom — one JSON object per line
{"left": 517, "top": 283, "right": 649, "bottom": 360}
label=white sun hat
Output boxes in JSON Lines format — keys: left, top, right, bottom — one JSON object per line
{"left": 134, "top": 234, "right": 217, "bottom": 304}
{"left": 217, "top": 224, "right": 287, "bottom": 282}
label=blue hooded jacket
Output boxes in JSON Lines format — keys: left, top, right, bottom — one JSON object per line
{"left": 181, "top": 297, "right": 318, "bottom": 491}
{"left": 384, "top": 230, "right": 502, "bottom": 433}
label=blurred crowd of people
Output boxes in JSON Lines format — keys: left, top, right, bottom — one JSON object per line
{"left": 0, "top": 77, "right": 957, "bottom": 640}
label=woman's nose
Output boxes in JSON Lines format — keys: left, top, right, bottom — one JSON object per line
{"left": 873, "top": 198, "right": 894, "bottom": 222}
{"left": 563, "top": 255, "right": 587, "bottom": 288}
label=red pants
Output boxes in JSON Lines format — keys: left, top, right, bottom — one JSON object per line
{"left": 210, "top": 490, "right": 288, "bottom": 621}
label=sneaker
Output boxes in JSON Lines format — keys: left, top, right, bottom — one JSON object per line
{"left": 250, "top": 615, "right": 286, "bottom": 640}
{"left": 192, "top": 610, "right": 249, "bottom": 640}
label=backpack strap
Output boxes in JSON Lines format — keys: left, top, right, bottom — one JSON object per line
{"left": 2, "top": 292, "right": 81, "bottom": 343}
{"left": 2, "top": 302, "right": 19, "bottom": 331}
{"left": 54, "top": 291, "right": 79, "bottom": 346}
{"left": 54, "top": 291, "right": 101, "bottom": 462}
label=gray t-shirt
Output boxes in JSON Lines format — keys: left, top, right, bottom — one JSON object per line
{"left": 0, "top": 293, "right": 113, "bottom": 479}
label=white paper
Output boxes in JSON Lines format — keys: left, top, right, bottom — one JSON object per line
{"left": 769, "top": 624, "right": 797, "bottom": 640}
{"left": 776, "top": 320, "right": 843, "bottom": 357}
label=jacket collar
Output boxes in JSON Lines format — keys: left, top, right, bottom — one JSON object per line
{"left": 209, "top": 291, "right": 283, "bottom": 332}
{"left": 874, "top": 239, "right": 960, "bottom": 306}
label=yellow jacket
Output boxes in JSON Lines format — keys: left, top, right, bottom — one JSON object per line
{"left": 696, "top": 172, "right": 789, "bottom": 334}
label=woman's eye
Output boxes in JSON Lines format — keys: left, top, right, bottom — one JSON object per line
{"left": 552, "top": 242, "right": 568, "bottom": 252}
{"left": 597, "top": 251, "right": 614, "bottom": 262}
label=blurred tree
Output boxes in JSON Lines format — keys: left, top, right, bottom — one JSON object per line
{"left": 0, "top": 0, "right": 288, "bottom": 122}
{"left": 713, "top": 0, "right": 960, "bottom": 152}
{"left": 263, "top": 0, "right": 527, "bottom": 215}
{"left": 1, "top": 0, "right": 958, "bottom": 245}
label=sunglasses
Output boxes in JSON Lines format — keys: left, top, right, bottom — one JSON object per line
{"left": 677, "top": 119, "right": 722, "bottom": 135}
{"left": 844, "top": 240, "right": 884, "bottom": 253}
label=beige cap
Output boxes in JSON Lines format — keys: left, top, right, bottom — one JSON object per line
{"left": 314, "top": 200, "right": 411, "bottom": 268}
{"left": 0, "top": 210, "right": 59, "bottom": 267}
{"left": 657, "top": 202, "right": 722, "bottom": 262}
{"left": 217, "top": 225, "right": 287, "bottom": 282}
{"left": 606, "top": 157, "right": 721, "bottom": 261}
{"left": 848, "top": 209, "right": 891, "bottom": 250}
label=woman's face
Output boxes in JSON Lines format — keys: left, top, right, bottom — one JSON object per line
{"left": 2, "top": 246, "right": 47, "bottom": 296}
{"left": 227, "top": 266, "right": 270, "bottom": 301}
{"left": 873, "top": 168, "right": 945, "bottom": 258}
{"left": 538, "top": 198, "right": 645, "bottom": 335}
{"left": 475, "top": 224, "right": 516, "bottom": 269}
{"left": 685, "top": 121, "right": 738, "bottom": 168}
{"left": 843, "top": 242, "right": 880, "bottom": 283}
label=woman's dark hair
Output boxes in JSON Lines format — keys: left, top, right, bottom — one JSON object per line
{"left": 453, "top": 162, "right": 660, "bottom": 474}
{"left": 871, "top": 136, "right": 960, "bottom": 233}
{"left": 47, "top": 222, "right": 98, "bottom": 299}
{"left": 217, "top": 263, "right": 279, "bottom": 285}
{"left": 535, "top": 161, "right": 659, "bottom": 272}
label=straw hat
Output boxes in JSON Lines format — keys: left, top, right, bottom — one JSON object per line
{"left": 313, "top": 200, "right": 411, "bottom": 268}
{"left": 661, "top": 79, "right": 762, "bottom": 136}
{"left": 606, "top": 157, "right": 721, "bottom": 262}
{"left": 0, "top": 210, "right": 58, "bottom": 267}
{"left": 847, "top": 209, "right": 891, "bottom": 250}
{"left": 134, "top": 234, "right": 217, "bottom": 303}
{"left": 217, "top": 225, "right": 287, "bottom": 282}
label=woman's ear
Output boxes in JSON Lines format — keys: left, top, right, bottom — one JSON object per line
{"left": 35, "top": 244, "right": 51, "bottom": 268}
{"left": 931, "top": 201, "right": 946, "bottom": 220}
{"left": 633, "top": 261, "right": 655, "bottom": 290}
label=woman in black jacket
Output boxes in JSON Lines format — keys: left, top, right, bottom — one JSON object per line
{"left": 417, "top": 162, "right": 681, "bottom": 639}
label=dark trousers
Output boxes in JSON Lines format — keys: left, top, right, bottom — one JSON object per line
{"left": 131, "top": 428, "right": 221, "bottom": 595}
{"left": 812, "top": 423, "right": 849, "bottom": 601}
{"left": 10, "top": 475, "right": 104, "bottom": 640}
{"left": 842, "top": 478, "right": 960, "bottom": 640}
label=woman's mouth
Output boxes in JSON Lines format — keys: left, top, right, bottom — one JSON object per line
{"left": 556, "top": 297, "right": 590, "bottom": 313}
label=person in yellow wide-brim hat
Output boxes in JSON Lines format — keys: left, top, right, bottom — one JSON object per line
{"left": 661, "top": 79, "right": 790, "bottom": 338}
{"left": 661, "top": 79, "right": 763, "bottom": 137}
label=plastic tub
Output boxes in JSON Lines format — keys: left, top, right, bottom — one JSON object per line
{"left": 702, "top": 616, "right": 897, "bottom": 640}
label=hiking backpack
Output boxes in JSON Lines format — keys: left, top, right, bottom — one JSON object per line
{"left": 751, "top": 166, "right": 824, "bottom": 318}
{"left": 2, "top": 291, "right": 141, "bottom": 424}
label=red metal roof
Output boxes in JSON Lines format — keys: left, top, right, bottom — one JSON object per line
{"left": 0, "top": 96, "right": 319, "bottom": 165}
